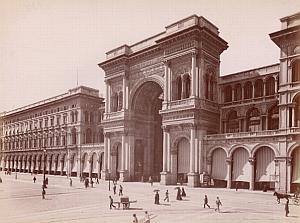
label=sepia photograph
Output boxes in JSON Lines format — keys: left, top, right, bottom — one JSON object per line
{"left": 0, "top": 0, "right": 299, "bottom": 222}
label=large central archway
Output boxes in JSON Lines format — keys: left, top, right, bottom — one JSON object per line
{"left": 131, "top": 80, "right": 163, "bottom": 181}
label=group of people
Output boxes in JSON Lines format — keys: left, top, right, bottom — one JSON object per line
{"left": 132, "top": 211, "right": 151, "bottom": 223}
{"left": 108, "top": 183, "right": 124, "bottom": 209}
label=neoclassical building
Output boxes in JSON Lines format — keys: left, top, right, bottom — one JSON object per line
{"left": 99, "top": 12, "right": 300, "bottom": 192}
{"left": 0, "top": 86, "right": 105, "bottom": 179}
{"left": 1, "top": 12, "right": 299, "bottom": 193}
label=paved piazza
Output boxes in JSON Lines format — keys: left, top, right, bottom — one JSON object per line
{"left": 0, "top": 173, "right": 299, "bottom": 223}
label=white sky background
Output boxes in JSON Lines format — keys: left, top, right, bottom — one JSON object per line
{"left": 0, "top": 0, "right": 299, "bottom": 112}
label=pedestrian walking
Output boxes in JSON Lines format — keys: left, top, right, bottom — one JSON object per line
{"left": 149, "top": 176, "right": 153, "bottom": 186}
{"left": 215, "top": 196, "right": 222, "bottom": 212}
{"left": 204, "top": 195, "right": 210, "bottom": 208}
{"left": 182, "top": 187, "right": 186, "bottom": 197}
{"left": 144, "top": 211, "right": 150, "bottom": 223}
{"left": 164, "top": 190, "right": 169, "bottom": 202}
{"left": 84, "top": 178, "right": 89, "bottom": 188}
{"left": 285, "top": 199, "right": 289, "bottom": 217}
{"left": 154, "top": 191, "right": 160, "bottom": 204}
{"left": 119, "top": 184, "right": 123, "bottom": 196}
{"left": 96, "top": 178, "right": 99, "bottom": 184}
{"left": 69, "top": 178, "right": 72, "bottom": 187}
{"left": 42, "top": 188, "right": 46, "bottom": 200}
{"left": 176, "top": 188, "right": 182, "bottom": 200}
{"left": 0, "top": 177, "right": 2, "bottom": 183}
{"left": 235, "top": 182, "right": 239, "bottom": 191}
{"left": 109, "top": 196, "right": 116, "bottom": 209}
{"left": 45, "top": 177, "right": 48, "bottom": 185}
{"left": 132, "top": 214, "right": 138, "bottom": 223}
{"left": 33, "top": 176, "right": 36, "bottom": 183}
{"left": 113, "top": 183, "right": 117, "bottom": 195}
{"left": 90, "top": 178, "right": 94, "bottom": 188}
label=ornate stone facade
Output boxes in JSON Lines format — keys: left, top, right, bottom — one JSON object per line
{"left": 0, "top": 86, "right": 105, "bottom": 179}
{"left": 99, "top": 13, "right": 300, "bottom": 192}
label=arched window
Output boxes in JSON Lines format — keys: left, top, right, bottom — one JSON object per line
{"left": 85, "top": 111, "right": 89, "bottom": 123}
{"left": 86, "top": 128, "right": 92, "bottom": 144}
{"left": 210, "top": 78, "right": 214, "bottom": 101}
{"left": 224, "top": 85, "right": 232, "bottom": 102}
{"left": 90, "top": 112, "right": 93, "bottom": 123}
{"left": 246, "top": 108, "right": 260, "bottom": 132}
{"left": 227, "top": 110, "right": 239, "bottom": 133}
{"left": 254, "top": 79, "right": 263, "bottom": 98}
{"left": 267, "top": 104, "right": 279, "bottom": 130}
{"left": 244, "top": 82, "right": 253, "bottom": 99}
{"left": 112, "top": 93, "right": 118, "bottom": 112}
{"left": 71, "top": 111, "right": 74, "bottom": 123}
{"left": 292, "top": 59, "right": 300, "bottom": 82}
{"left": 184, "top": 74, "right": 191, "bottom": 99}
{"left": 118, "top": 91, "right": 123, "bottom": 111}
{"left": 265, "top": 77, "right": 275, "bottom": 96}
{"left": 293, "top": 94, "right": 300, "bottom": 127}
{"left": 234, "top": 84, "right": 242, "bottom": 101}
{"left": 205, "top": 74, "right": 209, "bottom": 99}
{"left": 71, "top": 128, "right": 77, "bottom": 145}
{"left": 176, "top": 76, "right": 182, "bottom": 100}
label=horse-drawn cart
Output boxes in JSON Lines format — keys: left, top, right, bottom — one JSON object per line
{"left": 113, "top": 196, "right": 137, "bottom": 209}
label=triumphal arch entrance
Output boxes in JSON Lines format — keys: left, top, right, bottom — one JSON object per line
{"left": 99, "top": 15, "right": 227, "bottom": 186}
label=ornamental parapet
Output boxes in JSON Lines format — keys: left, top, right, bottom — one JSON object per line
{"left": 204, "top": 127, "right": 300, "bottom": 141}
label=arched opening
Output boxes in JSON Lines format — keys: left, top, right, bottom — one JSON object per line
{"left": 292, "top": 59, "right": 300, "bottom": 82}
{"left": 234, "top": 84, "right": 242, "bottom": 101}
{"left": 211, "top": 148, "right": 227, "bottom": 188}
{"left": 62, "top": 154, "right": 67, "bottom": 176}
{"left": 246, "top": 108, "right": 260, "bottom": 132}
{"left": 183, "top": 74, "right": 191, "bottom": 99}
{"left": 291, "top": 147, "right": 300, "bottom": 192}
{"left": 267, "top": 104, "right": 279, "bottom": 130}
{"left": 265, "top": 77, "right": 275, "bottom": 96}
{"left": 70, "top": 153, "right": 77, "bottom": 177}
{"left": 71, "top": 128, "right": 77, "bottom": 145}
{"left": 227, "top": 110, "right": 239, "bottom": 133}
{"left": 131, "top": 81, "right": 163, "bottom": 181}
{"left": 254, "top": 147, "right": 276, "bottom": 190}
{"left": 224, "top": 85, "right": 232, "bottom": 102}
{"left": 85, "top": 111, "right": 89, "bottom": 123}
{"left": 118, "top": 91, "right": 123, "bottom": 111}
{"left": 231, "top": 148, "right": 250, "bottom": 189}
{"left": 82, "top": 153, "right": 89, "bottom": 178}
{"left": 254, "top": 79, "right": 263, "bottom": 98}
{"left": 86, "top": 128, "right": 92, "bottom": 144}
{"left": 90, "top": 152, "right": 98, "bottom": 178}
{"left": 176, "top": 76, "right": 182, "bottom": 100}
{"left": 51, "top": 154, "right": 57, "bottom": 175}
{"left": 99, "top": 152, "right": 104, "bottom": 178}
{"left": 177, "top": 137, "right": 190, "bottom": 183}
{"left": 244, "top": 82, "right": 253, "bottom": 99}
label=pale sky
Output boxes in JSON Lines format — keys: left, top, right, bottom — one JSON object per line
{"left": 1, "top": 0, "right": 299, "bottom": 112}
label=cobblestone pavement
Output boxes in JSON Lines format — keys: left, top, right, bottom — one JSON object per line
{"left": 0, "top": 173, "right": 299, "bottom": 223}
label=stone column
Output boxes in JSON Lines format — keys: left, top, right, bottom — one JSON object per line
{"left": 241, "top": 83, "right": 244, "bottom": 100}
{"left": 263, "top": 79, "right": 266, "bottom": 96}
{"left": 286, "top": 157, "right": 292, "bottom": 193}
{"left": 101, "top": 133, "right": 109, "bottom": 180}
{"left": 122, "top": 73, "right": 129, "bottom": 110}
{"left": 248, "top": 158, "right": 255, "bottom": 190}
{"left": 161, "top": 126, "right": 171, "bottom": 185}
{"left": 188, "top": 125, "right": 199, "bottom": 187}
{"left": 191, "top": 53, "right": 197, "bottom": 97}
{"left": 163, "top": 61, "right": 169, "bottom": 103}
{"left": 88, "top": 159, "right": 92, "bottom": 179}
{"left": 226, "top": 158, "right": 232, "bottom": 189}
{"left": 291, "top": 105, "right": 295, "bottom": 127}
{"left": 119, "top": 133, "right": 129, "bottom": 181}
{"left": 275, "top": 77, "right": 278, "bottom": 93}
{"left": 181, "top": 76, "right": 186, "bottom": 99}
{"left": 252, "top": 82, "right": 255, "bottom": 99}
{"left": 232, "top": 87, "right": 235, "bottom": 101}
{"left": 60, "top": 158, "right": 64, "bottom": 176}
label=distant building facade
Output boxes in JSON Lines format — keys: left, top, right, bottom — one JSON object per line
{"left": 99, "top": 13, "right": 300, "bottom": 192}
{"left": 0, "top": 86, "right": 105, "bottom": 179}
